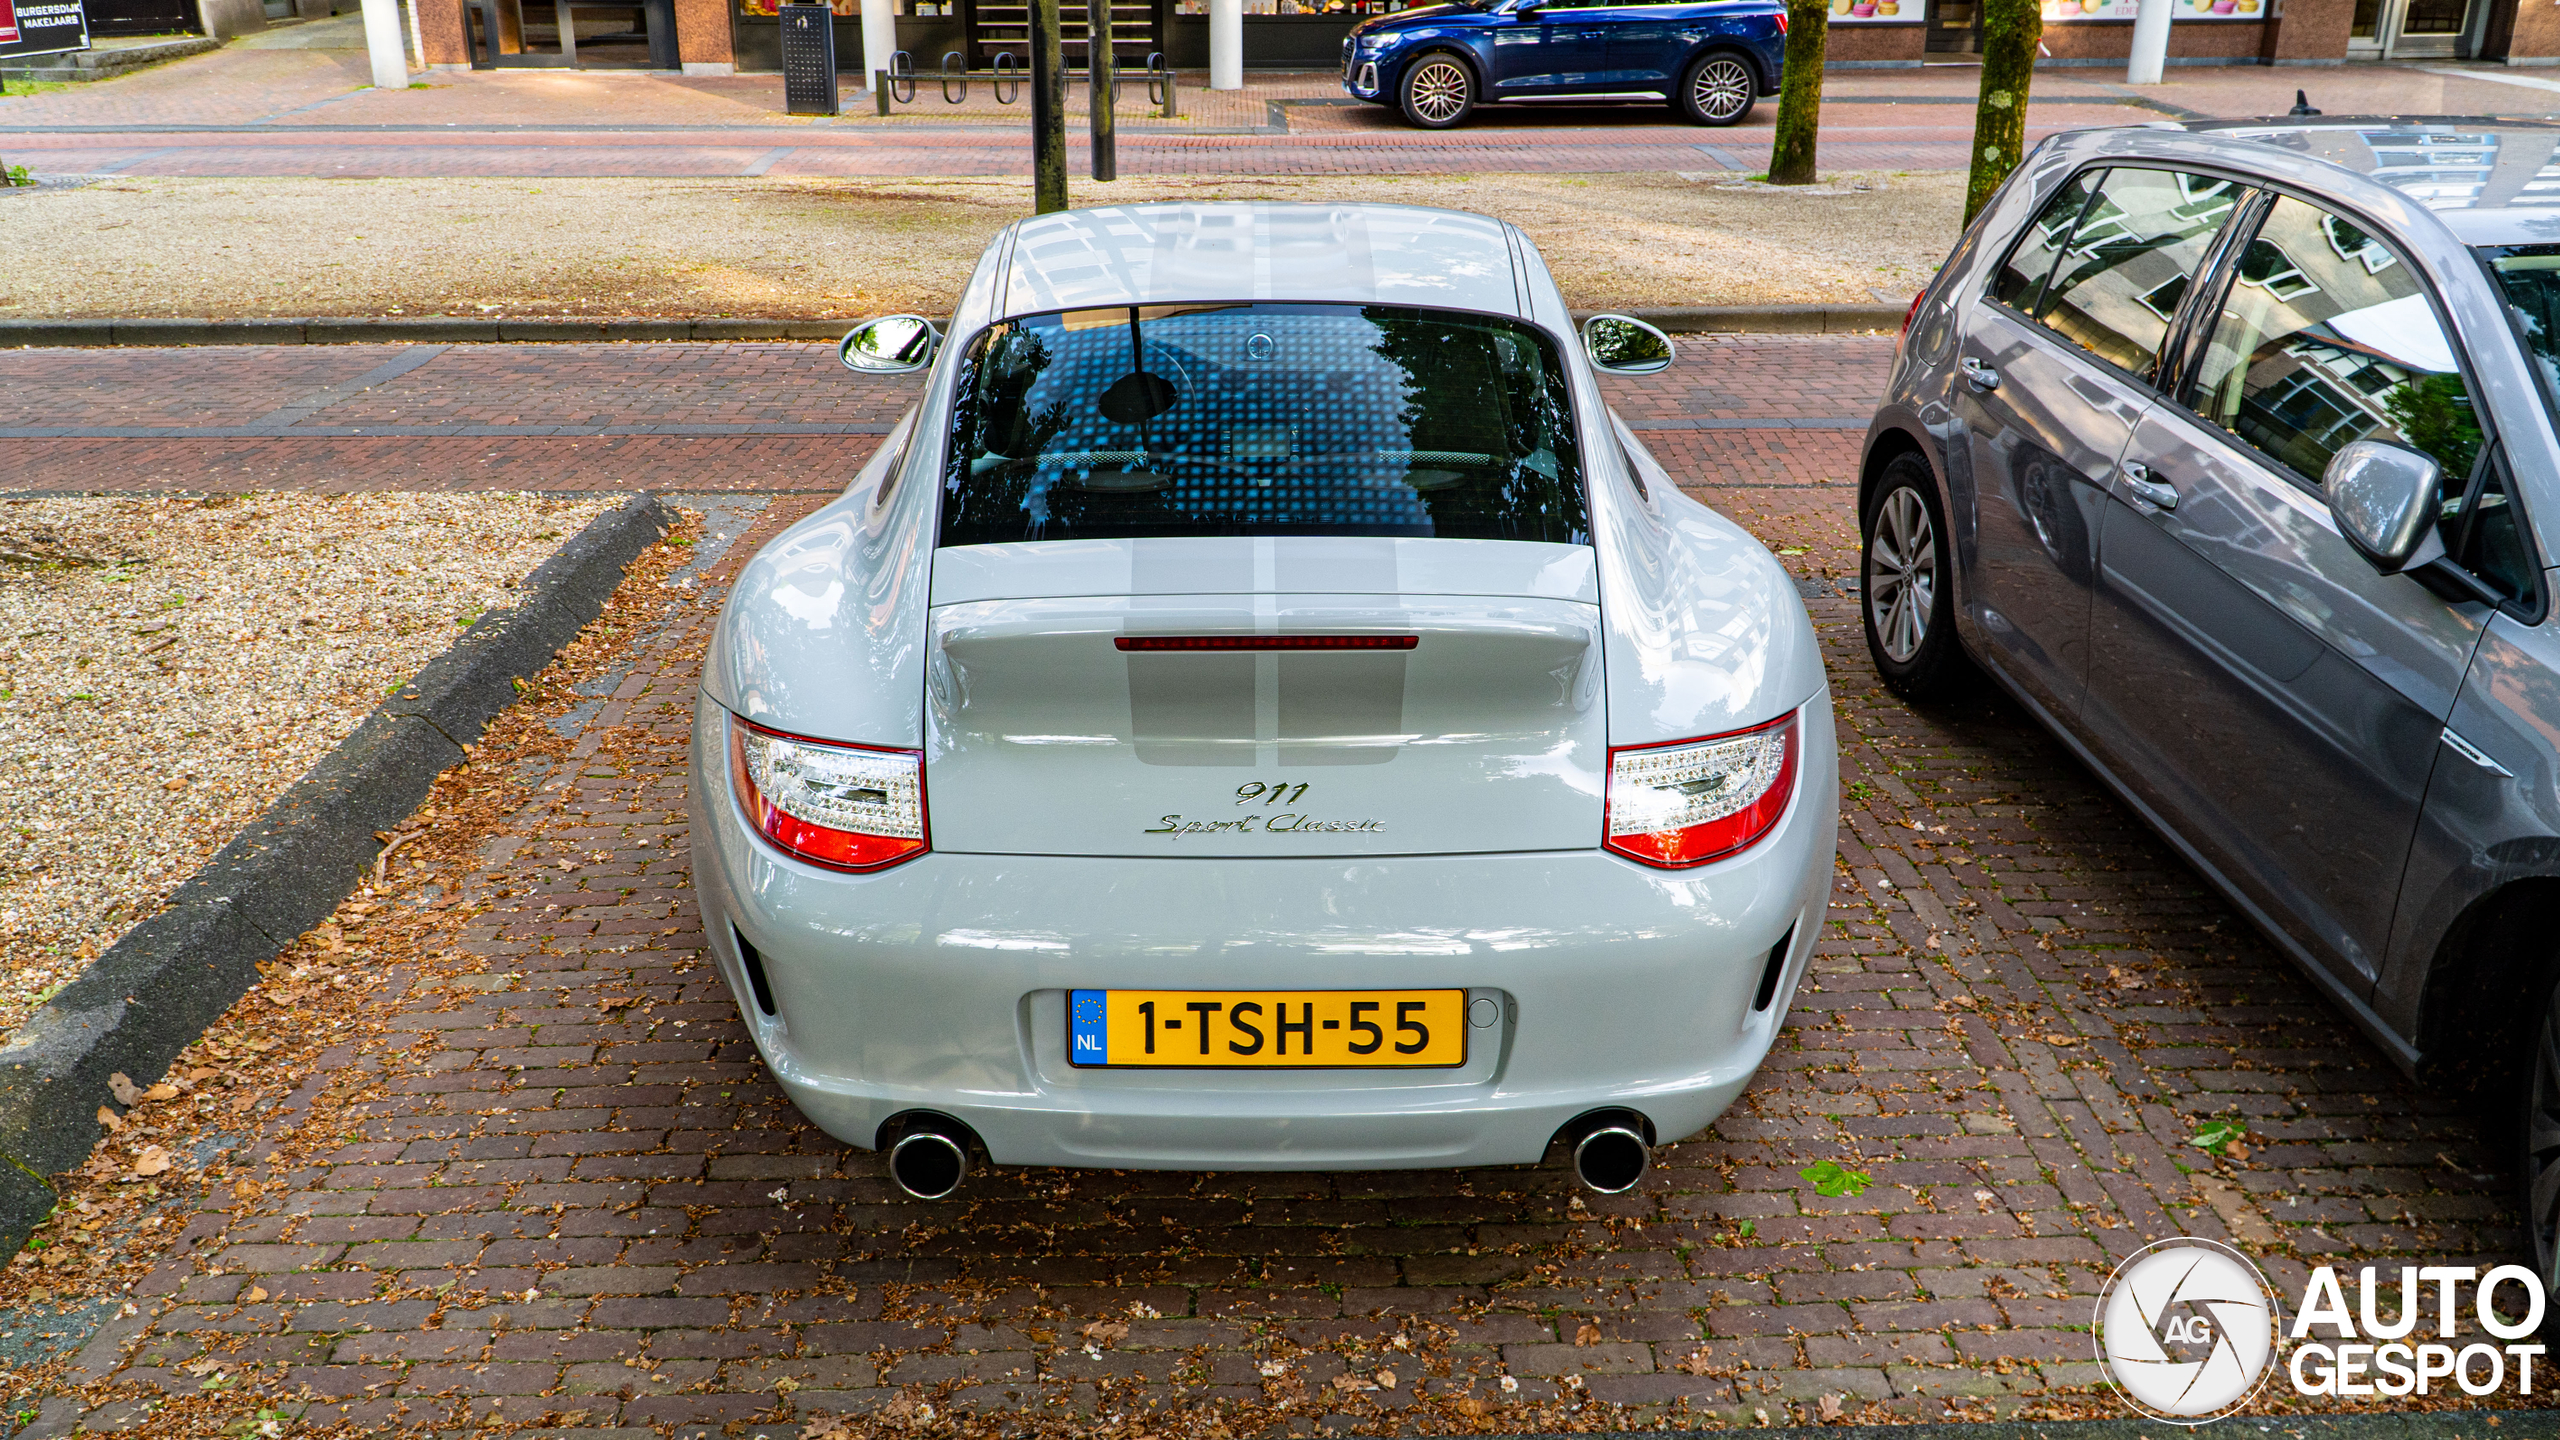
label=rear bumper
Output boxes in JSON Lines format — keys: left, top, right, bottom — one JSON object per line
{"left": 687, "top": 691, "right": 1837, "bottom": 1171}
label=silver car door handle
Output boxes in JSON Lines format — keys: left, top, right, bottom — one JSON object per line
{"left": 1962, "top": 358, "right": 2000, "bottom": 392}
{"left": 2121, "top": 462, "right": 2178, "bottom": 510}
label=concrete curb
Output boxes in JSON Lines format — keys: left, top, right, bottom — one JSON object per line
{"left": 0, "top": 492, "right": 670, "bottom": 1253}
{"left": 1505, "top": 1416, "right": 2556, "bottom": 1440}
{"left": 0, "top": 306, "right": 1907, "bottom": 348}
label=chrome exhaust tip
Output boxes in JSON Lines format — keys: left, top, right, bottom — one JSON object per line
{"left": 1572, "top": 1125, "right": 1652, "bottom": 1194}
{"left": 887, "top": 1118, "right": 972, "bottom": 1201}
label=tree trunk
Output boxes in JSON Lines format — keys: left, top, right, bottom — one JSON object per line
{"left": 1963, "top": 0, "right": 2040, "bottom": 225}
{"left": 1767, "top": 0, "right": 1830, "bottom": 186}
{"left": 1031, "top": 0, "right": 1069, "bottom": 214}
{"left": 1088, "top": 0, "right": 1117, "bottom": 182}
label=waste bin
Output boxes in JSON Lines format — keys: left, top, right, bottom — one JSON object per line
{"left": 779, "top": 1, "right": 838, "bottom": 115}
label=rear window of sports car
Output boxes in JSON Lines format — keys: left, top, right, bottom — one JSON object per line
{"left": 936, "top": 302, "right": 1589, "bottom": 547}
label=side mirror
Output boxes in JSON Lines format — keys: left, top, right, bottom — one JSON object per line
{"left": 840, "top": 315, "right": 941, "bottom": 374}
{"left": 1581, "top": 314, "right": 1675, "bottom": 375}
{"left": 2324, "top": 438, "right": 2445, "bottom": 576}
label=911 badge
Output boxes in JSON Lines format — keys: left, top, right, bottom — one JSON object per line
{"left": 1145, "top": 780, "right": 1386, "bottom": 838}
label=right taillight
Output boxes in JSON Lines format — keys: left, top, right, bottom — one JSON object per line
{"left": 1604, "top": 713, "right": 1798, "bottom": 868}
{"left": 729, "top": 715, "right": 927, "bottom": 872}
{"left": 1900, "top": 290, "right": 1927, "bottom": 337}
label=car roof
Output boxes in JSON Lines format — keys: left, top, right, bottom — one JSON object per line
{"left": 993, "top": 202, "right": 1529, "bottom": 320}
{"left": 2172, "top": 118, "right": 2560, "bottom": 245}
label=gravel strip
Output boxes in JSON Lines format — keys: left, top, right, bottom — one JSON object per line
{"left": 0, "top": 173, "right": 1955, "bottom": 321}
{"left": 0, "top": 492, "right": 609, "bottom": 1044}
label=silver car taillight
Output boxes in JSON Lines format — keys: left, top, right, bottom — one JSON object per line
{"left": 729, "top": 715, "right": 928, "bottom": 872}
{"left": 1604, "top": 713, "right": 1797, "bottom": 868}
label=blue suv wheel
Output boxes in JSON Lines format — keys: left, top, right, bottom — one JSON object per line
{"left": 1399, "top": 52, "right": 1476, "bottom": 129}
{"left": 1677, "top": 50, "right": 1758, "bottom": 126}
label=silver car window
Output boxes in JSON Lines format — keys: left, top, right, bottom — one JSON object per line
{"left": 2186, "top": 195, "right": 2481, "bottom": 488}
{"left": 2034, "top": 167, "right": 2250, "bottom": 380}
{"left": 1990, "top": 167, "right": 2104, "bottom": 318}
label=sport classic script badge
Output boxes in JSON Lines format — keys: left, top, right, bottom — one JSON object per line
{"left": 1146, "top": 779, "right": 1385, "bottom": 839}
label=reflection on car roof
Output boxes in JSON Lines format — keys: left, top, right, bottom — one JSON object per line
{"left": 2185, "top": 118, "right": 2560, "bottom": 224}
{"left": 997, "top": 203, "right": 1527, "bottom": 321}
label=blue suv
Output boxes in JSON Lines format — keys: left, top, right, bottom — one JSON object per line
{"left": 1342, "top": 0, "right": 1786, "bottom": 130}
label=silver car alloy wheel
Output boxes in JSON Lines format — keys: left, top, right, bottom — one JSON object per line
{"left": 1407, "top": 58, "right": 1470, "bottom": 124}
{"left": 2529, "top": 983, "right": 2560, "bottom": 1302}
{"left": 1867, "top": 486, "right": 1937, "bottom": 664}
{"left": 1691, "top": 57, "right": 1753, "bottom": 121}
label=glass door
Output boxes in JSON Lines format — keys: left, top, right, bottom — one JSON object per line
{"left": 2348, "top": 0, "right": 2478, "bottom": 57}
{"left": 1925, "top": 0, "right": 1977, "bottom": 53}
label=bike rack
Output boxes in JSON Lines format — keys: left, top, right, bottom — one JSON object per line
{"left": 874, "top": 47, "right": 1174, "bottom": 117}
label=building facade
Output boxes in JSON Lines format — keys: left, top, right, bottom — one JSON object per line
{"left": 412, "top": 0, "right": 2560, "bottom": 76}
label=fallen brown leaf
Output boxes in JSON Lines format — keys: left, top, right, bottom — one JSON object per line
{"left": 1573, "top": 1321, "right": 1601, "bottom": 1346}
{"left": 130, "top": 1146, "right": 172, "bottom": 1177}
{"left": 107, "top": 1073, "right": 141, "bottom": 1106}
{"left": 95, "top": 1107, "right": 121, "bottom": 1133}
{"left": 141, "top": 1082, "right": 179, "bottom": 1102}
{"left": 243, "top": 1284, "right": 269, "bottom": 1303}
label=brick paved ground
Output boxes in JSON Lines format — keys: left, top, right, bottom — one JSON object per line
{"left": 0, "top": 340, "right": 1886, "bottom": 573}
{"left": 0, "top": 334, "right": 2535, "bottom": 1435}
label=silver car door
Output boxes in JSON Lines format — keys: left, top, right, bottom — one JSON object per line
{"left": 1953, "top": 166, "right": 2252, "bottom": 725}
{"left": 2084, "top": 193, "right": 2492, "bottom": 991}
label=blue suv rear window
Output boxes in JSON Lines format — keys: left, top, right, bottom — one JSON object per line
{"left": 936, "top": 302, "right": 1588, "bottom": 547}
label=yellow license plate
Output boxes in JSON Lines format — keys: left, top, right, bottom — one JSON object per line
{"left": 1068, "top": 989, "right": 1467, "bottom": 1068}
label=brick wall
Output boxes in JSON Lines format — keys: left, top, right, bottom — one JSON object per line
{"left": 2258, "top": 0, "right": 2353, "bottom": 58}
{"left": 2495, "top": 0, "right": 2560, "bottom": 59}
{"left": 677, "top": 0, "right": 735, "bottom": 66}
{"left": 1824, "top": 23, "right": 1927, "bottom": 61}
{"left": 2032, "top": 17, "right": 2270, "bottom": 59}
{"left": 419, "top": 0, "right": 469, "bottom": 66}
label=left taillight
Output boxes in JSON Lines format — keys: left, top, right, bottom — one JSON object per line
{"left": 728, "top": 715, "right": 927, "bottom": 872}
{"left": 1604, "top": 712, "right": 1797, "bottom": 868}
{"left": 1775, "top": 9, "right": 1788, "bottom": 31}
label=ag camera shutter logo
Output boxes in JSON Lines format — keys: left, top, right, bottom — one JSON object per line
{"left": 2094, "top": 1238, "right": 2280, "bottom": 1423}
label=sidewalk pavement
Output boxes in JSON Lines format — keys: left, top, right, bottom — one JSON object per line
{"left": 5, "top": 36, "right": 2556, "bottom": 177}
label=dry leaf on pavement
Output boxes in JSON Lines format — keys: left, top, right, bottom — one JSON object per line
{"left": 107, "top": 1073, "right": 141, "bottom": 1105}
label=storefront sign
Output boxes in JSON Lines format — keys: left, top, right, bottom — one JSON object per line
{"left": 0, "top": 0, "right": 90, "bottom": 58}
{"left": 2040, "top": 0, "right": 2264, "bottom": 20}
{"left": 1825, "top": 0, "right": 1919, "bottom": 23}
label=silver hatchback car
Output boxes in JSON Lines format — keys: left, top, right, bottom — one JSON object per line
{"left": 1863, "top": 121, "right": 2560, "bottom": 1282}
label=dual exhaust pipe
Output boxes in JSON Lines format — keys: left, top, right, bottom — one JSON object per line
{"left": 882, "top": 1108, "right": 1656, "bottom": 1200}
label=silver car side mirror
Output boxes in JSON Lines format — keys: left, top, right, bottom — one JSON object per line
{"left": 840, "top": 315, "right": 941, "bottom": 374}
{"left": 1581, "top": 314, "right": 1675, "bottom": 375}
{"left": 2324, "top": 439, "right": 2446, "bottom": 576}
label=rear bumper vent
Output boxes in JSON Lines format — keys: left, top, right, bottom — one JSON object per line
{"left": 1752, "top": 926, "right": 1795, "bottom": 1012}
{"left": 734, "top": 926, "right": 779, "bottom": 1016}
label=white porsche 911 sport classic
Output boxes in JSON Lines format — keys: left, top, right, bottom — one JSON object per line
{"left": 688, "top": 202, "right": 1836, "bottom": 1199}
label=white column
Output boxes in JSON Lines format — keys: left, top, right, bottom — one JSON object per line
{"left": 361, "top": 0, "right": 410, "bottom": 88}
{"left": 860, "top": 0, "right": 897, "bottom": 93}
{"left": 1210, "top": 0, "right": 1241, "bottom": 90}
{"left": 2126, "top": 0, "right": 2172, "bottom": 83}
